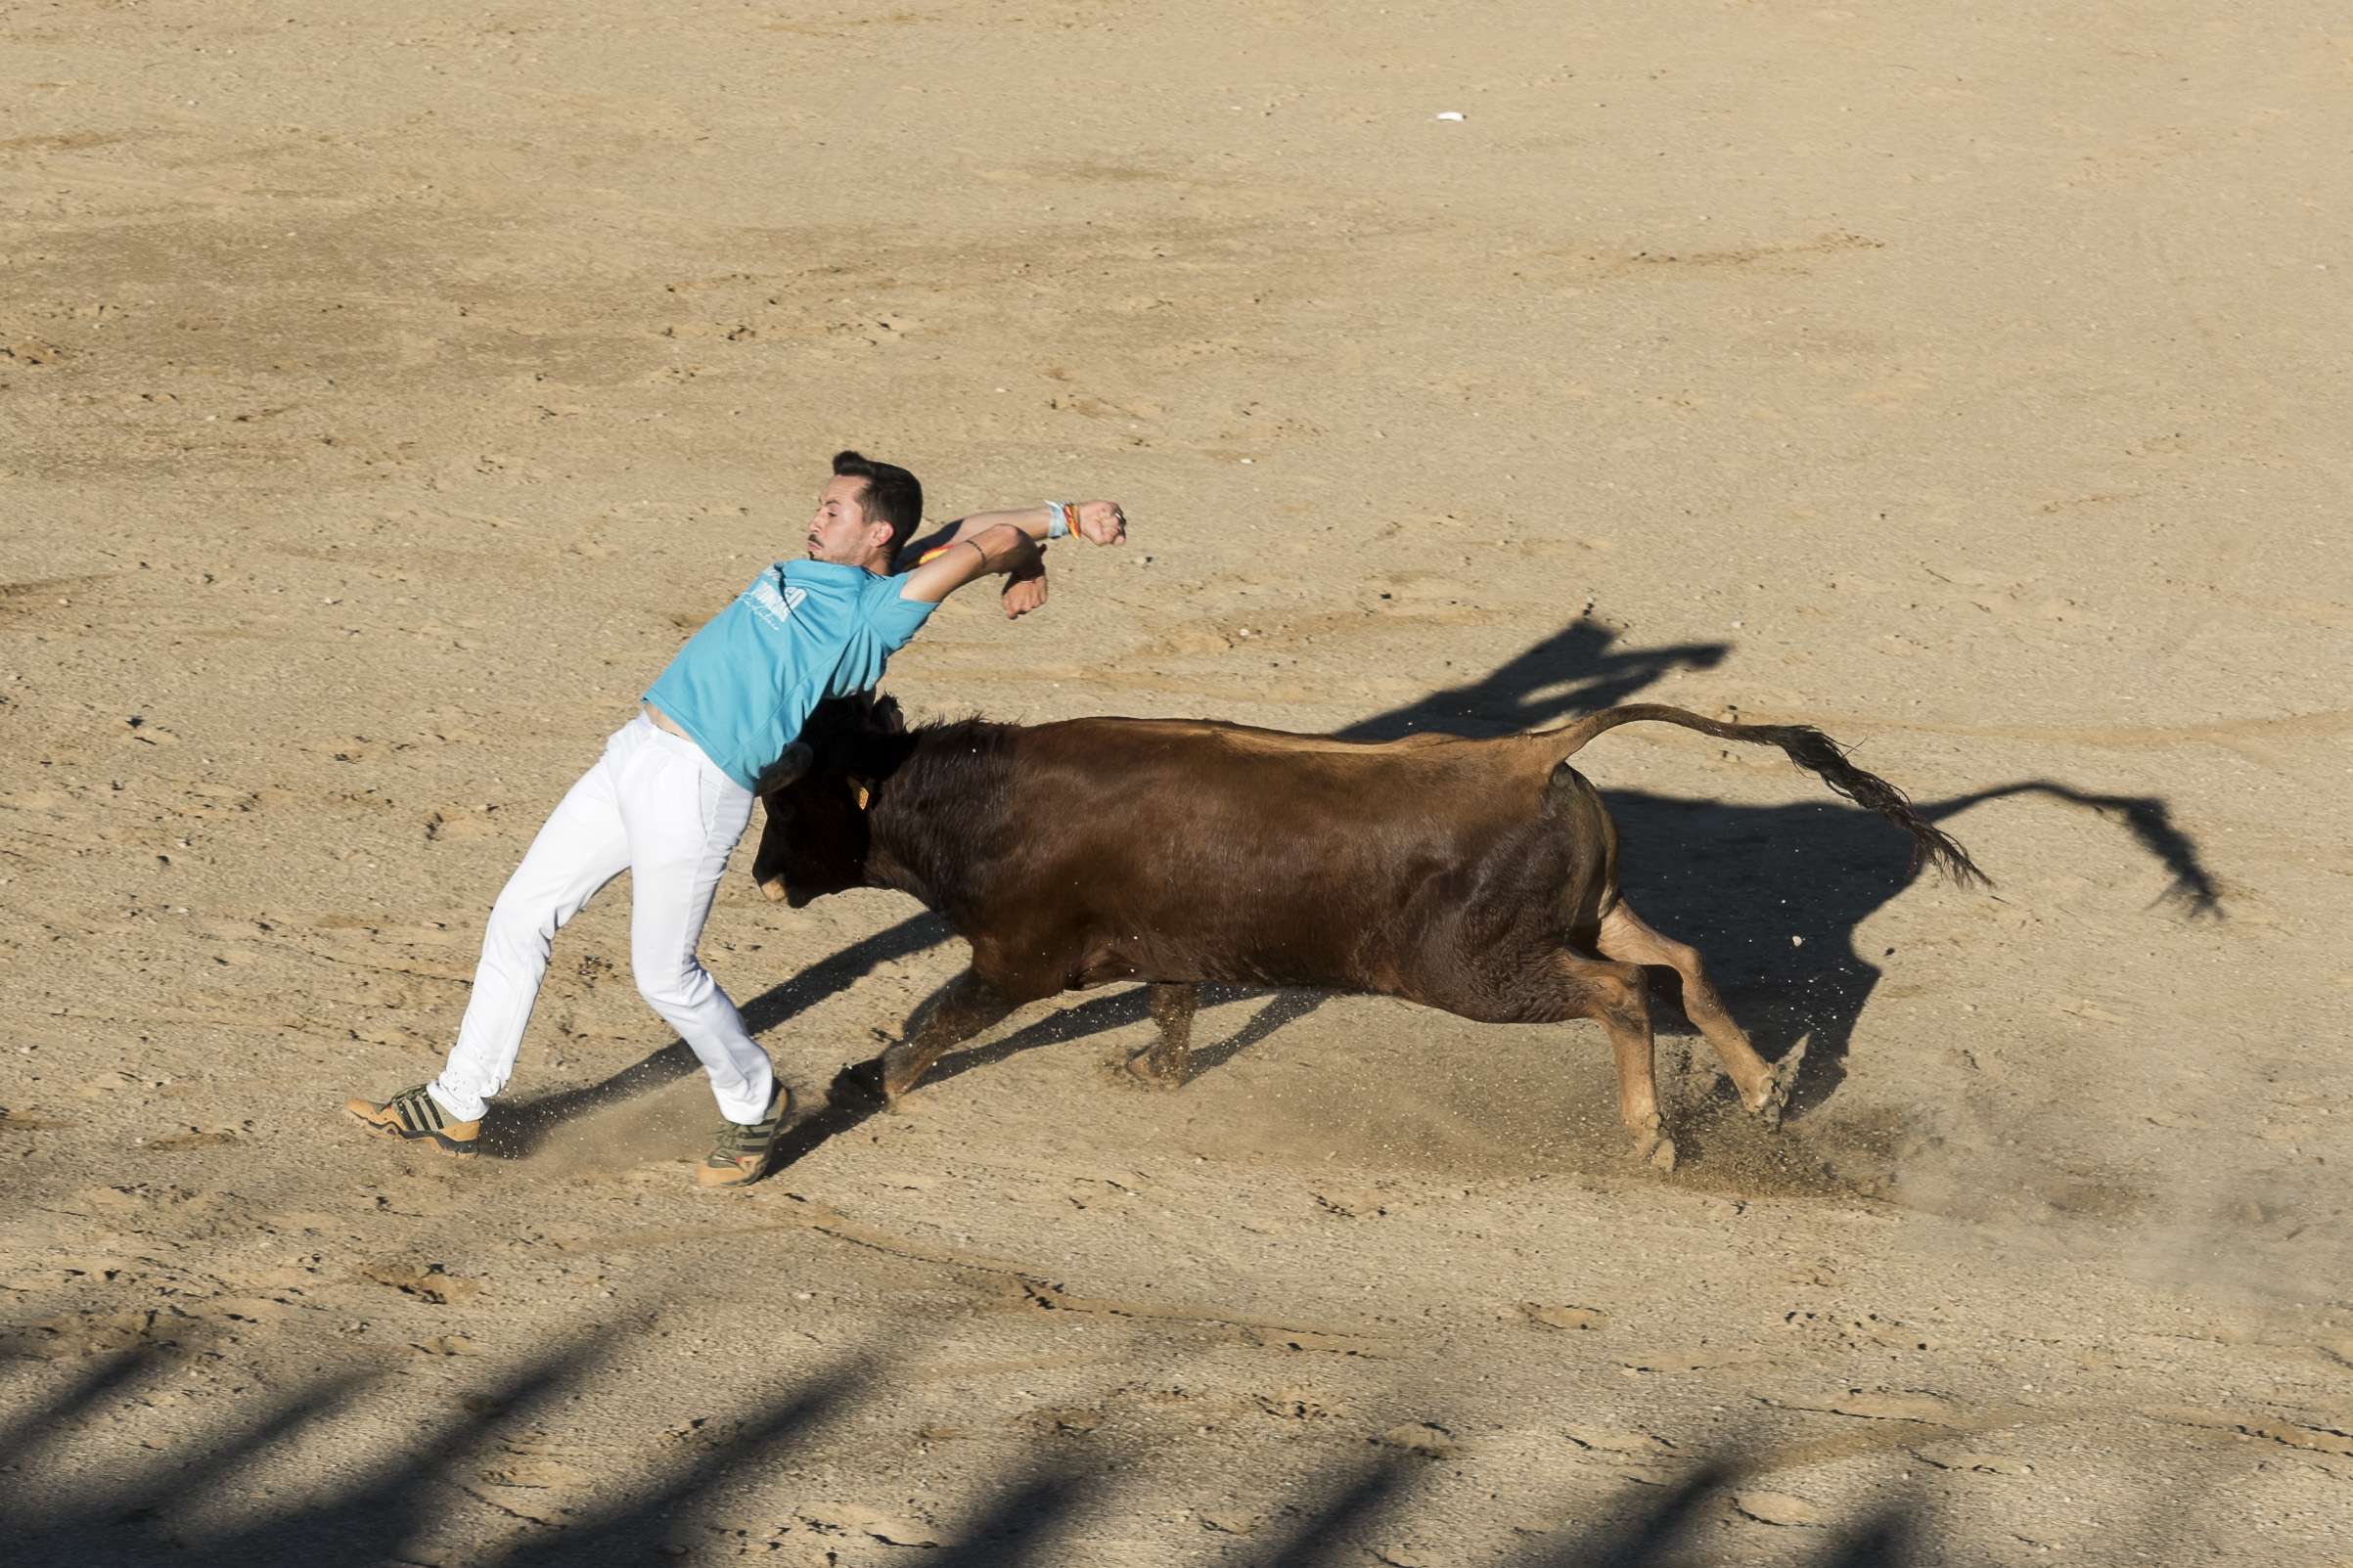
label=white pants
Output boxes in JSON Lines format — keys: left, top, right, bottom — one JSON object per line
{"left": 430, "top": 714, "right": 771, "bottom": 1124}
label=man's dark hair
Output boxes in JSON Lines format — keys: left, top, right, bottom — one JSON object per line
{"left": 832, "top": 450, "right": 923, "bottom": 557}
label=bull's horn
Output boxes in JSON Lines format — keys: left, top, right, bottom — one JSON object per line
{"left": 756, "top": 742, "right": 814, "bottom": 793}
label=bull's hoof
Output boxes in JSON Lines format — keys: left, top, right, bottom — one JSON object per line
{"left": 832, "top": 1059, "right": 891, "bottom": 1107}
{"left": 873, "top": 1050, "right": 935, "bottom": 1101}
{"left": 1750, "top": 1039, "right": 1809, "bottom": 1131}
{"left": 1124, "top": 1050, "right": 1190, "bottom": 1089}
{"left": 1631, "top": 1113, "right": 1676, "bottom": 1172}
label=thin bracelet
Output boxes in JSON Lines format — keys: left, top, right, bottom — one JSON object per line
{"left": 966, "top": 536, "right": 991, "bottom": 568}
{"left": 1044, "top": 500, "right": 1072, "bottom": 540}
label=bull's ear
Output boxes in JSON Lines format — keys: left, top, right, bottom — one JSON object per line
{"left": 756, "top": 741, "right": 814, "bottom": 794}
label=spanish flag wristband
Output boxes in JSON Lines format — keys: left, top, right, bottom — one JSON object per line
{"left": 1044, "top": 500, "right": 1075, "bottom": 540}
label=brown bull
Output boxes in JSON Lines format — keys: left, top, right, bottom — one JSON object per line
{"left": 752, "top": 698, "right": 1982, "bottom": 1169}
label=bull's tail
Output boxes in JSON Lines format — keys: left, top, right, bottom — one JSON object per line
{"left": 1540, "top": 703, "right": 1989, "bottom": 887}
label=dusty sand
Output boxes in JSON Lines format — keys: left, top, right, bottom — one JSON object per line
{"left": 3, "top": 2, "right": 2350, "bottom": 1563}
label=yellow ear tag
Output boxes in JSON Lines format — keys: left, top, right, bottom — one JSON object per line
{"left": 853, "top": 782, "right": 872, "bottom": 811}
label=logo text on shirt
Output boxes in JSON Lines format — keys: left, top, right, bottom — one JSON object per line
{"left": 743, "top": 572, "right": 806, "bottom": 633}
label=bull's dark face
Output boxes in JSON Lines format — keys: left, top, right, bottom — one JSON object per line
{"left": 752, "top": 761, "right": 872, "bottom": 908}
{"left": 750, "top": 693, "right": 910, "bottom": 907}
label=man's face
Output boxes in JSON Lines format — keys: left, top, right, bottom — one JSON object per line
{"left": 805, "top": 475, "right": 891, "bottom": 565}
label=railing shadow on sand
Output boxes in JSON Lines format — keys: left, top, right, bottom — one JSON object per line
{"left": 0, "top": 1336, "right": 1945, "bottom": 1568}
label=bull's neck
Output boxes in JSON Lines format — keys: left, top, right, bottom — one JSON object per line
{"left": 861, "top": 794, "right": 938, "bottom": 909}
{"left": 856, "top": 726, "right": 1003, "bottom": 915}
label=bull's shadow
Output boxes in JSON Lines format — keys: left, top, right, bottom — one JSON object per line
{"left": 1603, "top": 780, "right": 2217, "bottom": 1115}
{"left": 870, "top": 984, "right": 1325, "bottom": 1101}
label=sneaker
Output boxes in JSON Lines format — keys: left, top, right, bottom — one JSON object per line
{"left": 697, "top": 1081, "right": 790, "bottom": 1188}
{"left": 345, "top": 1084, "right": 479, "bottom": 1158}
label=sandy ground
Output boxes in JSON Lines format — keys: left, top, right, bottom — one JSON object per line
{"left": 4, "top": 1, "right": 2352, "bottom": 1563}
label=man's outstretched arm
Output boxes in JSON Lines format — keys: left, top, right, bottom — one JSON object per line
{"left": 897, "top": 500, "right": 1128, "bottom": 611}
{"left": 936, "top": 501, "right": 1127, "bottom": 550}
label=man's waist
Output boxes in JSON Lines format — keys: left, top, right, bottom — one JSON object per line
{"left": 641, "top": 702, "right": 694, "bottom": 741}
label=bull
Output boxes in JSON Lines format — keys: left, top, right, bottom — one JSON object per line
{"left": 751, "top": 697, "right": 1983, "bottom": 1169}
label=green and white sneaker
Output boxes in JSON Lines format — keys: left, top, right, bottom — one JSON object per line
{"left": 697, "top": 1082, "right": 789, "bottom": 1187}
{"left": 345, "top": 1084, "right": 480, "bottom": 1157}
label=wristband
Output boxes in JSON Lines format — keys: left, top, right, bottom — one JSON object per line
{"left": 1044, "top": 500, "right": 1075, "bottom": 540}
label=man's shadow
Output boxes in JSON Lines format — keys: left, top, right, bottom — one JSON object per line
{"left": 1334, "top": 615, "right": 1730, "bottom": 740}
{"left": 503, "top": 616, "right": 2220, "bottom": 1164}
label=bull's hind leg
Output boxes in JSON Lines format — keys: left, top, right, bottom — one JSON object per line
{"left": 1596, "top": 901, "right": 1800, "bottom": 1129}
{"left": 1128, "top": 982, "right": 1199, "bottom": 1087}
{"left": 873, "top": 968, "right": 1017, "bottom": 1100}
{"left": 1537, "top": 952, "right": 1679, "bottom": 1171}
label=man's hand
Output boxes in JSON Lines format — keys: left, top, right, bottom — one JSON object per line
{"left": 1073, "top": 500, "right": 1127, "bottom": 546}
{"left": 1002, "top": 562, "right": 1048, "bottom": 619}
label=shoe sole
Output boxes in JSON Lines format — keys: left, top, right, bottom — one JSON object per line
{"left": 345, "top": 1101, "right": 478, "bottom": 1158}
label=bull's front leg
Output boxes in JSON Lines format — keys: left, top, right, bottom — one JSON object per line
{"left": 872, "top": 969, "right": 1017, "bottom": 1100}
{"left": 1128, "top": 981, "right": 1200, "bottom": 1087}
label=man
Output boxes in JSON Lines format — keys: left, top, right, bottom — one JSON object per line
{"left": 346, "top": 451, "right": 1128, "bottom": 1187}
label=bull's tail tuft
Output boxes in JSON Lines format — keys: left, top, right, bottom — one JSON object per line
{"left": 1542, "top": 703, "right": 1989, "bottom": 886}
{"left": 1754, "top": 720, "right": 1988, "bottom": 885}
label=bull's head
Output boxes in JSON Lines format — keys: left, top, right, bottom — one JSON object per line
{"left": 751, "top": 693, "right": 913, "bottom": 907}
